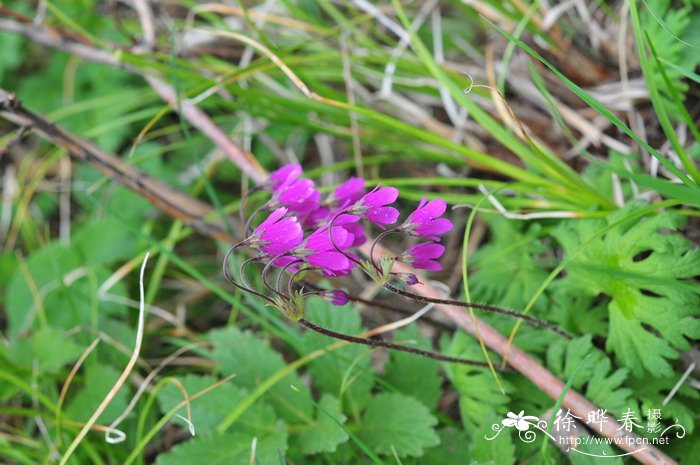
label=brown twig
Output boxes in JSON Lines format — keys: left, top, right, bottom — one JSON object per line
{"left": 0, "top": 15, "right": 267, "bottom": 182}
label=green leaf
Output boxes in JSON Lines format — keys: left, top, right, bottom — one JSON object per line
{"left": 302, "top": 299, "right": 375, "bottom": 415}
{"left": 468, "top": 411, "right": 515, "bottom": 465}
{"left": 553, "top": 203, "right": 700, "bottom": 376}
{"left": 546, "top": 336, "right": 632, "bottom": 417}
{"left": 6, "top": 243, "right": 81, "bottom": 338}
{"left": 357, "top": 393, "right": 439, "bottom": 458}
{"left": 410, "top": 428, "right": 471, "bottom": 465}
{"left": 74, "top": 218, "right": 139, "bottom": 265}
{"left": 209, "top": 326, "right": 313, "bottom": 425}
{"left": 158, "top": 375, "right": 277, "bottom": 436}
{"left": 570, "top": 441, "right": 623, "bottom": 465}
{"left": 298, "top": 394, "right": 349, "bottom": 455}
{"left": 445, "top": 332, "right": 511, "bottom": 429}
{"left": 64, "top": 361, "right": 129, "bottom": 424}
{"left": 7, "top": 328, "right": 84, "bottom": 375}
{"left": 154, "top": 421, "right": 288, "bottom": 465}
{"left": 471, "top": 216, "right": 549, "bottom": 311}
{"left": 383, "top": 325, "right": 441, "bottom": 409}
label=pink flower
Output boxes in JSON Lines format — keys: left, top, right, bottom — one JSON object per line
{"left": 251, "top": 208, "right": 304, "bottom": 256}
{"left": 401, "top": 197, "right": 452, "bottom": 240}
{"left": 268, "top": 163, "right": 302, "bottom": 186}
{"left": 295, "top": 226, "right": 354, "bottom": 275}
{"left": 331, "top": 213, "right": 366, "bottom": 247}
{"left": 397, "top": 242, "right": 445, "bottom": 271}
{"left": 318, "top": 289, "right": 349, "bottom": 306}
{"left": 333, "top": 177, "right": 365, "bottom": 209}
{"left": 273, "top": 177, "right": 316, "bottom": 207}
{"left": 349, "top": 185, "right": 399, "bottom": 227}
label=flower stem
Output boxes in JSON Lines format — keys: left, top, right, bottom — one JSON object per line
{"left": 222, "top": 244, "right": 274, "bottom": 304}
{"left": 328, "top": 210, "right": 365, "bottom": 267}
{"left": 297, "top": 318, "right": 505, "bottom": 369}
{"left": 383, "top": 283, "right": 570, "bottom": 338}
{"left": 369, "top": 228, "right": 398, "bottom": 271}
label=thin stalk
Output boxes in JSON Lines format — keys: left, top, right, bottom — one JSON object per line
{"left": 383, "top": 283, "right": 569, "bottom": 338}
{"left": 298, "top": 318, "right": 503, "bottom": 369}
{"left": 222, "top": 244, "right": 274, "bottom": 303}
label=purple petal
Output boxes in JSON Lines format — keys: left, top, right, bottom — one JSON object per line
{"left": 408, "top": 243, "right": 445, "bottom": 260}
{"left": 415, "top": 218, "right": 453, "bottom": 237}
{"left": 269, "top": 164, "right": 301, "bottom": 185}
{"left": 308, "top": 251, "right": 350, "bottom": 271}
{"left": 254, "top": 207, "right": 287, "bottom": 235}
{"left": 321, "top": 289, "right": 349, "bottom": 306}
{"left": 366, "top": 206, "right": 399, "bottom": 225}
{"left": 412, "top": 259, "right": 442, "bottom": 271}
{"left": 364, "top": 186, "right": 399, "bottom": 208}
{"left": 334, "top": 177, "right": 365, "bottom": 207}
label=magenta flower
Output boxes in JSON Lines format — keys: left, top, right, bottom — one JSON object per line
{"left": 251, "top": 208, "right": 303, "bottom": 256}
{"left": 268, "top": 163, "right": 301, "bottom": 186}
{"left": 348, "top": 185, "right": 399, "bottom": 227}
{"left": 397, "top": 242, "right": 446, "bottom": 271}
{"left": 332, "top": 213, "right": 366, "bottom": 247}
{"left": 273, "top": 177, "right": 316, "bottom": 207}
{"left": 290, "top": 189, "right": 321, "bottom": 220}
{"left": 318, "top": 289, "right": 349, "bottom": 306}
{"left": 295, "top": 226, "right": 354, "bottom": 275}
{"left": 333, "top": 177, "right": 365, "bottom": 209}
{"left": 400, "top": 197, "right": 452, "bottom": 240}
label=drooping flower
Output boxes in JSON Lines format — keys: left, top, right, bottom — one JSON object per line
{"left": 333, "top": 177, "right": 365, "bottom": 209}
{"left": 250, "top": 208, "right": 303, "bottom": 256}
{"left": 400, "top": 197, "right": 452, "bottom": 240}
{"left": 318, "top": 289, "right": 349, "bottom": 306}
{"left": 331, "top": 212, "right": 366, "bottom": 247}
{"left": 397, "top": 242, "right": 446, "bottom": 271}
{"left": 272, "top": 177, "right": 316, "bottom": 208}
{"left": 268, "top": 163, "right": 302, "bottom": 187}
{"left": 348, "top": 185, "right": 399, "bottom": 227}
{"left": 294, "top": 225, "right": 355, "bottom": 275}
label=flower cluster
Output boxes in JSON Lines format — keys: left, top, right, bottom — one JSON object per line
{"left": 231, "top": 164, "right": 452, "bottom": 318}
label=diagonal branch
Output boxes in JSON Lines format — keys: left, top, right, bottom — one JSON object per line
{"left": 0, "top": 14, "right": 266, "bottom": 182}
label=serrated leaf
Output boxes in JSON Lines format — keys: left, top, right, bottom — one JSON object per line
{"left": 7, "top": 327, "right": 83, "bottom": 375}
{"left": 384, "top": 325, "right": 441, "bottom": 409}
{"left": 209, "top": 326, "right": 313, "bottom": 425}
{"left": 444, "top": 332, "right": 511, "bottom": 429}
{"left": 298, "top": 394, "right": 349, "bottom": 455}
{"left": 302, "top": 299, "right": 375, "bottom": 414}
{"left": 628, "top": 376, "right": 698, "bottom": 435}
{"left": 158, "top": 375, "right": 276, "bottom": 436}
{"left": 409, "top": 428, "right": 471, "bottom": 465}
{"left": 553, "top": 203, "right": 700, "bottom": 376}
{"left": 471, "top": 217, "right": 549, "bottom": 311}
{"left": 357, "top": 393, "right": 439, "bottom": 458}
{"left": 570, "top": 441, "right": 623, "bottom": 465}
{"left": 65, "top": 361, "right": 129, "bottom": 424}
{"left": 469, "top": 411, "right": 515, "bottom": 465}
{"left": 546, "top": 336, "right": 632, "bottom": 416}
{"left": 154, "top": 421, "right": 288, "bottom": 465}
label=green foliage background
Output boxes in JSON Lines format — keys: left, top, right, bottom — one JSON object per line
{"left": 1, "top": 0, "right": 699, "bottom": 464}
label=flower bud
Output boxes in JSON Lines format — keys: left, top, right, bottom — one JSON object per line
{"left": 396, "top": 272, "right": 419, "bottom": 286}
{"left": 319, "top": 289, "right": 350, "bottom": 306}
